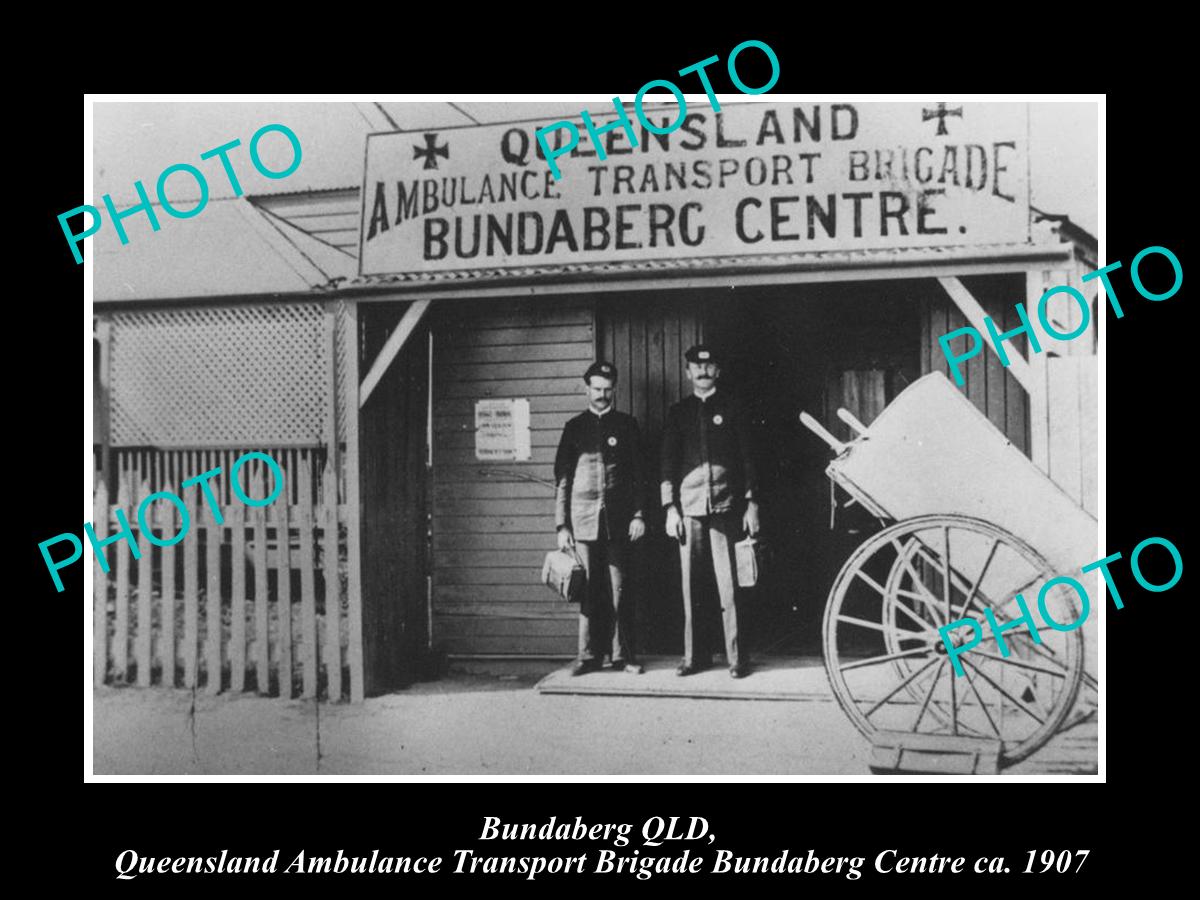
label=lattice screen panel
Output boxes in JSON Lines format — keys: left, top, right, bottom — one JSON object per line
{"left": 110, "top": 304, "right": 327, "bottom": 447}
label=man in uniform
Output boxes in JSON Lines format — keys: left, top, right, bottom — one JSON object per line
{"left": 660, "top": 345, "right": 760, "bottom": 678}
{"left": 554, "top": 361, "right": 647, "bottom": 676}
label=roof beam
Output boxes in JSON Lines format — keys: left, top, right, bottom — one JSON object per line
{"left": 937, "top": 276, "right": 1034, "bottom": 394}
{"left": 359, "top": 299, "right": 432, "bottom": 408}
{"left": 354, "top": 102, "right": 397, "bottom": 131}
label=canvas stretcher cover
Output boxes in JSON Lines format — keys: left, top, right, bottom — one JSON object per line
{"left": 825, "top": 372, "right": 1099, "bottom": 685}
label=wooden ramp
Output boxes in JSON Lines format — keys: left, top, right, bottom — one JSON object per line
{"left": 536, "top": 656, "right": 835, "bottom": 702}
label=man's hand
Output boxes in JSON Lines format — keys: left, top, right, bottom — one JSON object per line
{"left": 557, "top": 526, "right": 575, "bottom": 551}
{"left": 629, "top": 516, "right": 646, "bottom": 542}
{"left": 743, "top": 500, "right": 761, "bottom": 537}
{"left": 665, "top": 505, "right": 685, "bottom": 542}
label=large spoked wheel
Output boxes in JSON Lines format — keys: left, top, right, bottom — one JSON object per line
{"left": 823, "top": 514, "right": 1085, "bottom": 767}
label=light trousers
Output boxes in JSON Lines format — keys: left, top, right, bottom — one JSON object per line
{"left": 574, "top": 519, "right": 635, "bottom": 663}
{"left": 679, "top": 512, "right": 742, "bottom": 668}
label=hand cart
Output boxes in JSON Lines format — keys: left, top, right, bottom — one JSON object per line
{"left": 800, "top": 372, "right": 1097, "bottom": 767}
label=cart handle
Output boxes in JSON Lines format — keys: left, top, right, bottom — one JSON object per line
{"left": 836, "top": 408, "right": 870, "bottom": 436}
{"left": 799, "top": 411, "right": 847, "bottom": 454}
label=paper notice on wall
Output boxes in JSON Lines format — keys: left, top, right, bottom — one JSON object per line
{"left": 474, "top": 398, "right": 532, "bottom": 461}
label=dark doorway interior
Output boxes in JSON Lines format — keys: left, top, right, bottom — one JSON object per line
{"left": 707, "top": 283, "right": 921, "bottom": 655}
{"left": 601, "top": 282, "right": 921, "bottom": 659}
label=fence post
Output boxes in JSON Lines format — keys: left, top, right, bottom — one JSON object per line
{"left": 136, "top": 477, "right": 153, "bottom": 687}
{"left": 277, "top": 479, "right": 294, "bottom": 699}
{"left": 323, "top": 302, "right": 343, "bottom": 702}
{"left": 322, "top": 456, "right": 342, "bottom": 702}
{"left": 204, "top": 451, "right": 223, "bottom": 694}
{"left": 160, "top": 454, "right": 177, "bottom": 688}
{"left": 230, "top": 498, "right": 246, "bottom": 693}
{"left": 93, "top": 481, "right": 109, "bottom": 688}
{"left": 183, "top": 452, "right": 199, "bottom": 690}
{"left": 253, "top": 463, "right": 270, "bottom": 694}
{"left": 299, "top": 453, "right": 318, "bottom": 699}
{"left": 113, "top": 466, "right": 131, "bottom": 683}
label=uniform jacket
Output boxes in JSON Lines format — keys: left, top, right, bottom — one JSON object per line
{"left": 660, "top": 389, "right": 758, "bottom": 517}
{"left": 554, "top": 408, "right": 646, "bottom": 542}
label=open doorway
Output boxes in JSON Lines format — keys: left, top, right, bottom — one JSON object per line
{"left": 708, "top": 283, "right": 922, "bottom": 655}
{"left": 600, "top": 281, "right": 922, "bottom": 659}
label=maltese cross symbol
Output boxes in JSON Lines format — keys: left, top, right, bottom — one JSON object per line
{"left": 921, "top": 103, "right": 963, "bottom": 136}
{"left": 413, "top": 133, "right": 449, "bottom": 170}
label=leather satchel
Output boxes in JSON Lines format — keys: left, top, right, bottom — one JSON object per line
{"left": 735, "top": 536, "right": 761, "bottom": 588}
{"left": 542, "top": 548, "right": 586, "bottom": 603}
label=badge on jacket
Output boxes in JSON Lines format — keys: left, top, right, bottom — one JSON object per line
{"left": 712, "top": 414, "right": 724, "bottom": 425}
{"left": 607, "top": 436, "right": 618, "bottom": 446}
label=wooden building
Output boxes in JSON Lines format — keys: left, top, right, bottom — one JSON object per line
{"left": 92, "top": 101, "right": 1098, "bottom": 700}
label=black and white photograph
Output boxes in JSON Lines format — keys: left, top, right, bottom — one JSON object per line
{"left": 81, "top": 96, "right": 1104, "bottom": 778}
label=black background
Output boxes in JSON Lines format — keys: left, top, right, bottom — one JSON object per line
{"left": 25, "top": 27, "right": 1186, "bottom": 892}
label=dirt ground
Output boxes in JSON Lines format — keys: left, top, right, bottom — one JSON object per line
{"left": 91, "top": 662, "right": 1097, "bottom": 777}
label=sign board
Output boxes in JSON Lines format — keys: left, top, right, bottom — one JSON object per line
{"left": 361, "top": 101, "right": 1030, "bottom": 276}
{"left": 474, "top": 398, "right": 531, "bottom": 461}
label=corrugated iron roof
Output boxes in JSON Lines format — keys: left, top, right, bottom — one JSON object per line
{"left": 241, "top": 185, "right": 360, "bottom": 200}
{"left": 339, "top": 239, "right": 1073, "bottom": 291}
{"left": 93, "top": 197, "right": 356, "bottom": 303}
{"left": 1031, "top": 207, "right": 1097, "bottom": 252}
